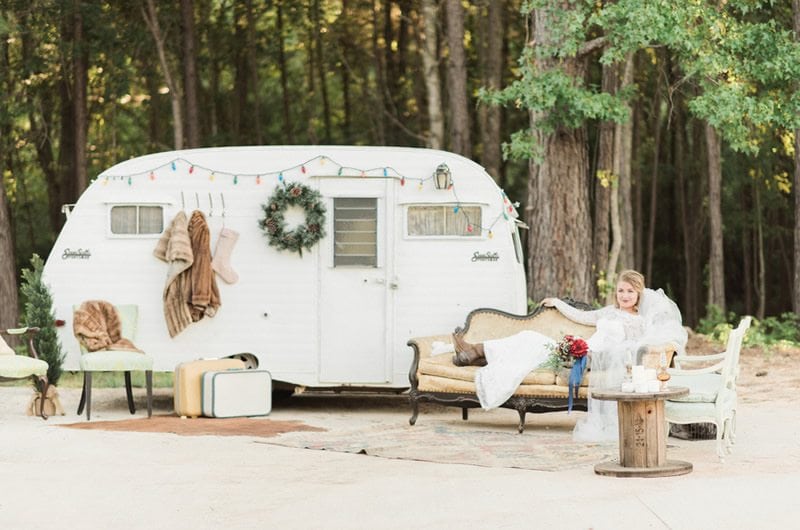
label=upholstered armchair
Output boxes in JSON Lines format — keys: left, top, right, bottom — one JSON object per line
{"left": 665, "top": 316, "right": 752, "bottom": 461}
{"left": 0, "top": 327, "right": 49, "bottom": 419}
{"left": 74, "top": 304, "right": 153, "bottom": 421}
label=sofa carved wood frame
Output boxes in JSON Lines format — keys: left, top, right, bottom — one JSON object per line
{"left": 407, "top": 303, "right": 593, "bottom": 434}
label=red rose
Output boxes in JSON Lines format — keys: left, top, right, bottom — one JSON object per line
{"left": 569, "top": 337, "right": 589, "bottom": 358}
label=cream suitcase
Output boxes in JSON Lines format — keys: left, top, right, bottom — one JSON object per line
{"left": 201, "top": 370, "right": 272, "bottom": 418}
{"left": 174, "top": 358, "right": 246, "bottom": 417}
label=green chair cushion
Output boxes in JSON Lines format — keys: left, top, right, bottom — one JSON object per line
{"left": 668, "top": 373, "right": 721, "bottom": 403}
{"left": 0, "top": 355, "right": 48, "bottom": 377}
{"left": 80, "top": 350, "right": 153, "bottom": 372}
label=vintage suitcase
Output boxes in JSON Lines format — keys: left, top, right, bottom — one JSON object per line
{"left": 174, "top": 358, "right": 246, "bottom": 417}
{"left": 201, "top": 370, "right": 272, "bottom": 418}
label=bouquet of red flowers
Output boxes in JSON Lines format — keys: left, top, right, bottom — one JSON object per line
{"left": 546, "top": 335, "right": 590, "bottom": 412}
{"left": 546, "top": 335, "right": 589, "bottom": 369}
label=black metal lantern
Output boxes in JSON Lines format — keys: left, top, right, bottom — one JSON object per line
{"left": 433, "top": 163, "right": 452, "bottom": 190}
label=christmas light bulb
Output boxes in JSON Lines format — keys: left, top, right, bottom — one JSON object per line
{"left": 256, "top": 175, "right": 262, "bottom": 185}
{"left": 149, "top": 171, "right": 155, "bottom": 181}
{"left": 210, "top": 172, "right": 216, "bottom": 181}
{"left": 189, "top": 165, "right": 194, "bottom": 174}
{"left": 233, "top": 175, "right": 238, "bottom": 185}
{"left": 383, "top": 168, "right": 388, "bottom": 177}
{"left": 171, "top": 161, "right": 176, "bottom": 171}
{"left": 400, "top": 177, "right": 405, "bottom": 186}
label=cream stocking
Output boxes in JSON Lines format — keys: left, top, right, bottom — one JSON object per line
{"left": 212, "top": 228, "right": 240, "bottom": 284}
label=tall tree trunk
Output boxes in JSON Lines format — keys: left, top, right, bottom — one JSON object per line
{"left": 72, "top": 0, "right": 88, "bottom": 199}
{"left": 181, "top": 0, "right": 201, "bottom": 148}
{"left": 371, "top": 0, "right": 386, "bottom": 143}
{"left": 276, "top": 3, "right": 294, "bottom": 143}
{"left": 754, "top": 184, "right": 766, "bottom": 319}
{"left": 0, "top": 34, "right": 18, "bottom": 328}
{"left": 593, "top": 62, "right": 618, "bottom": 295}
{"left": 420, "top": 0, "right": 444, "bottom": 149}
{"left": 793, "top": 0, "right": 800, "bottom": 315}
{"left": 313, "top": 0, "right": 331, "bottom": 143}
{"left": 617, "top": 54, "right": 635, "bottom": 270}
{"left": 143, "top": 0, "right": 184, "bottom": 150}
{"left": 527, "top": 7, "right": 592, "bottom": 302}
{"left": 479, "top": 0, "right": 503, "bottom": 180}
{"left": 246, "top": 0, "right": 262, "bottom": 144}
{"left": 338, "top": 0, "right": 353, "bottom": 143}
{"left": 444, "top": 0, "right": 471, "bottom": 157}
{"left": 705, "top": 123, "right": 726, "bottom": 312}
{"left": 645, "top": 65, "right": 664, "bottom": 281}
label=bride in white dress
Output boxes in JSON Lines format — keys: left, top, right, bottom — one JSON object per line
{"left": 452, "top": 269, "right": 687, "bottom": 442}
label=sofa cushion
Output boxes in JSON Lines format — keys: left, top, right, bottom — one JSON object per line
{"left": 419, "top": 353, "right": 557, "bottom": 385}
{"left": 417, "top": 374, "right": 590, "bottom": 399}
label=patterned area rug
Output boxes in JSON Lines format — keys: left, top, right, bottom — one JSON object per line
{"left": 261, "top": 422, "right": 617, "bottom": 472}
{"left": 60, "top": 415, "right": 325, "bottom": 437}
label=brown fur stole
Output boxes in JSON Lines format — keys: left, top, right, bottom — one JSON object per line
{"left": 73, "top": 300, "right": 142, "bottom": 352}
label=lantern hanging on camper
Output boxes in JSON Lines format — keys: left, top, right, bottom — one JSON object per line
{"left": 433, "top": 163, "right": 452, "bottom": 190}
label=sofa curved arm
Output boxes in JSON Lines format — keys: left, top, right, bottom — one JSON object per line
{"left": 407, "top": 334, "right": 453, "bottom": 390}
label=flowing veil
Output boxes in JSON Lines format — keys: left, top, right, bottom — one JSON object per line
{"left": 572, "top": 288, "right": 687, "bottom": 443}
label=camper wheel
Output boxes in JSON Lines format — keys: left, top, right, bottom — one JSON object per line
{"left": 224, "top": 353, "right": 259, "bottom": 370}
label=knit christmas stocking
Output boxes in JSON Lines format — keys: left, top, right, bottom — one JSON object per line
{"left": 212, "top": 228, "right": 240, "bottom": 284}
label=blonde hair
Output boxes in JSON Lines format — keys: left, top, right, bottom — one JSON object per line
{"left": 615, "top": 269, "right": 645, "bottom": 310}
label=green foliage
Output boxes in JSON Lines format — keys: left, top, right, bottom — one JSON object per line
{"left": 20, "top": 254, "right": 65, "bottom": 387}
{"left": 697, "top": 305, "right": 800, "bottom": 348}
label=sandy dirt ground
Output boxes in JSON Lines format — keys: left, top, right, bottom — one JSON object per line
{"left": 1, "top": 344, "right": 799, "bottom": 530}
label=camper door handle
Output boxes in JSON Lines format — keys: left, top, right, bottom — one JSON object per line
{"left": 372, "top": 278, "right": 385, "bottom": 284}
{"left": 389, "top": 281, "right": 399, "bottom": 290}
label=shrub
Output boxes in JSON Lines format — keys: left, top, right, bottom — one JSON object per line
{"left": 20, "top": 254, "right": 65, "bottom": 387}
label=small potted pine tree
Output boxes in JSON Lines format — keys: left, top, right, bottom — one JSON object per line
{"left": 20, "top": 254, "right": 66, "bottom": 416}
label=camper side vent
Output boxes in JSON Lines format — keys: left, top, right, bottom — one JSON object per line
{"left": 334, "top": 198, "right": 377, "bottom": 267}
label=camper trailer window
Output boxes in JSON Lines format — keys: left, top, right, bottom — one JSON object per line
{"left": 334, "top": 198, "right": 377, "bottom": 267}
{"left": 407, "top": 205, "right": 481, "bottom": 237}
{"left": 109, "top": 205, "right": 164, "bottom": 235}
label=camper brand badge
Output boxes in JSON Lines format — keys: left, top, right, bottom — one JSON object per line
{"left": 471, "top": 251, "right": 499, "bottom": 262}
{"left": 62, "top": 248, "right": 91, "bottom": 260}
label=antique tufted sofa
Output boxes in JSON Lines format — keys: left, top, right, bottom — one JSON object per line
{"left": 407, "top": 303, "right": 675, "bottom": 433}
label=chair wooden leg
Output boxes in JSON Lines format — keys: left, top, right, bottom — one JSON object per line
{"left": 124, "top": 371, "right": 135, "bottom": 414}
{"left": 36, "top": 376, "right": 49, "bottom": 420}
{"left": 145, "top": 370, "right": 153, "bottom": 418}
{"left": 77, "top": 374, "right": 87, "bottom": 415}
{"left": 85, "top": 371, "right": 93, "bottom": 421}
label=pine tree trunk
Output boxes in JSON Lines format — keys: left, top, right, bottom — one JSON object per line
{"left": 339, "top": 0, "right": 353, "bottom": 143}
{"left": 181, "top": 0, "right": 200, "bottom": 148}
{"left": 143, "top": 0, "right": 184, "bottom": 150}
{"left": 444, "top": 0, "right": 471, "bottom": 157}
{"left": 526, "top": 7, "right": 592, "bottom": 302}
{"left": 755, "top": 185, "right": 766, "bottom": 320}
{"left": 793, "top": 0, "right": 800, "bottom": 315}
{"left": 645, "top": 65, "right": 663, "bottom": 281}
{"left": 480, "top": 0, "right": 503, "bottom": 180}
{"left": 276, "top": 3, "right": 294, "bottom": 143}
{"left": 705, "top": 122, "right": 726, "bottom": 312}
{"left": 420, "top": 0, "right": 444, "bottom": 149}
{"left": 617, "top": 54, "right": 635, "bottom": 270}
{"left": 593, "top": 62, "right": 617, "bottom": 292}
{"left": 72, "top": 0, "right": 88, "bottom": 199}
{"left": 0, "top": 172, "right": 18, "bottom": 330}
{"left": 371, "top": 0, "right": 386, "bottom": 144}
{"left": 313, "top": 0, "right": 331, "bottom": 143}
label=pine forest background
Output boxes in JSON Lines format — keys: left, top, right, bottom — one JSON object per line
{"left": 2, "top": 0, "right": 800, "bottom": 331}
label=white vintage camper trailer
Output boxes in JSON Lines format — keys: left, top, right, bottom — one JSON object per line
{"left": 43, "top": 146, "right": 526, "bottom": 389}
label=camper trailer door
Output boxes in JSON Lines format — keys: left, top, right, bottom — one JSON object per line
{"left": 318, "top": 179, "right": 393, "bottom": 383}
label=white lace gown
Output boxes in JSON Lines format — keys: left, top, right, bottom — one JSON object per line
{"left": 473, "top": 289, "right": 687, "bottom": 443}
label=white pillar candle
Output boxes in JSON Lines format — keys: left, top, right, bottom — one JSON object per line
{"left": 644, "top": 368, "right": 657, "bottom": 381}
{"left": 632, "top": 365, "right": 646, "bottom": 384}
{"left": 620, "top": 381, "right": 635, "bottom": 393}
{"left": 647, "top": 380, "right": 661, "bottom": 393}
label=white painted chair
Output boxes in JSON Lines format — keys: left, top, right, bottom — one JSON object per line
{"left": 665, "top": 316, "right": 752, "bottom": 461}
{"left": 0, "top": 327, "right": 49, "bottom": 418}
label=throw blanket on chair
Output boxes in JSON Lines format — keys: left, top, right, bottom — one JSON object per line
{"left": 154, "top": 210, "right": 194, "bottom": 337}
{"left": 73, "top": 300, "right": 142, "bottom": 352}
{"left": 188, "top": 210, "right": 221, "bottom": 321}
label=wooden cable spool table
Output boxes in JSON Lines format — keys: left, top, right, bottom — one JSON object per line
{"left": 592, "top": 386, "right": 693, "bottom": 478}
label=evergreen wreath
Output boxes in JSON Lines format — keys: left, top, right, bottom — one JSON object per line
{"left": 259, "top": 182, "right": 326, "bottom": 256}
